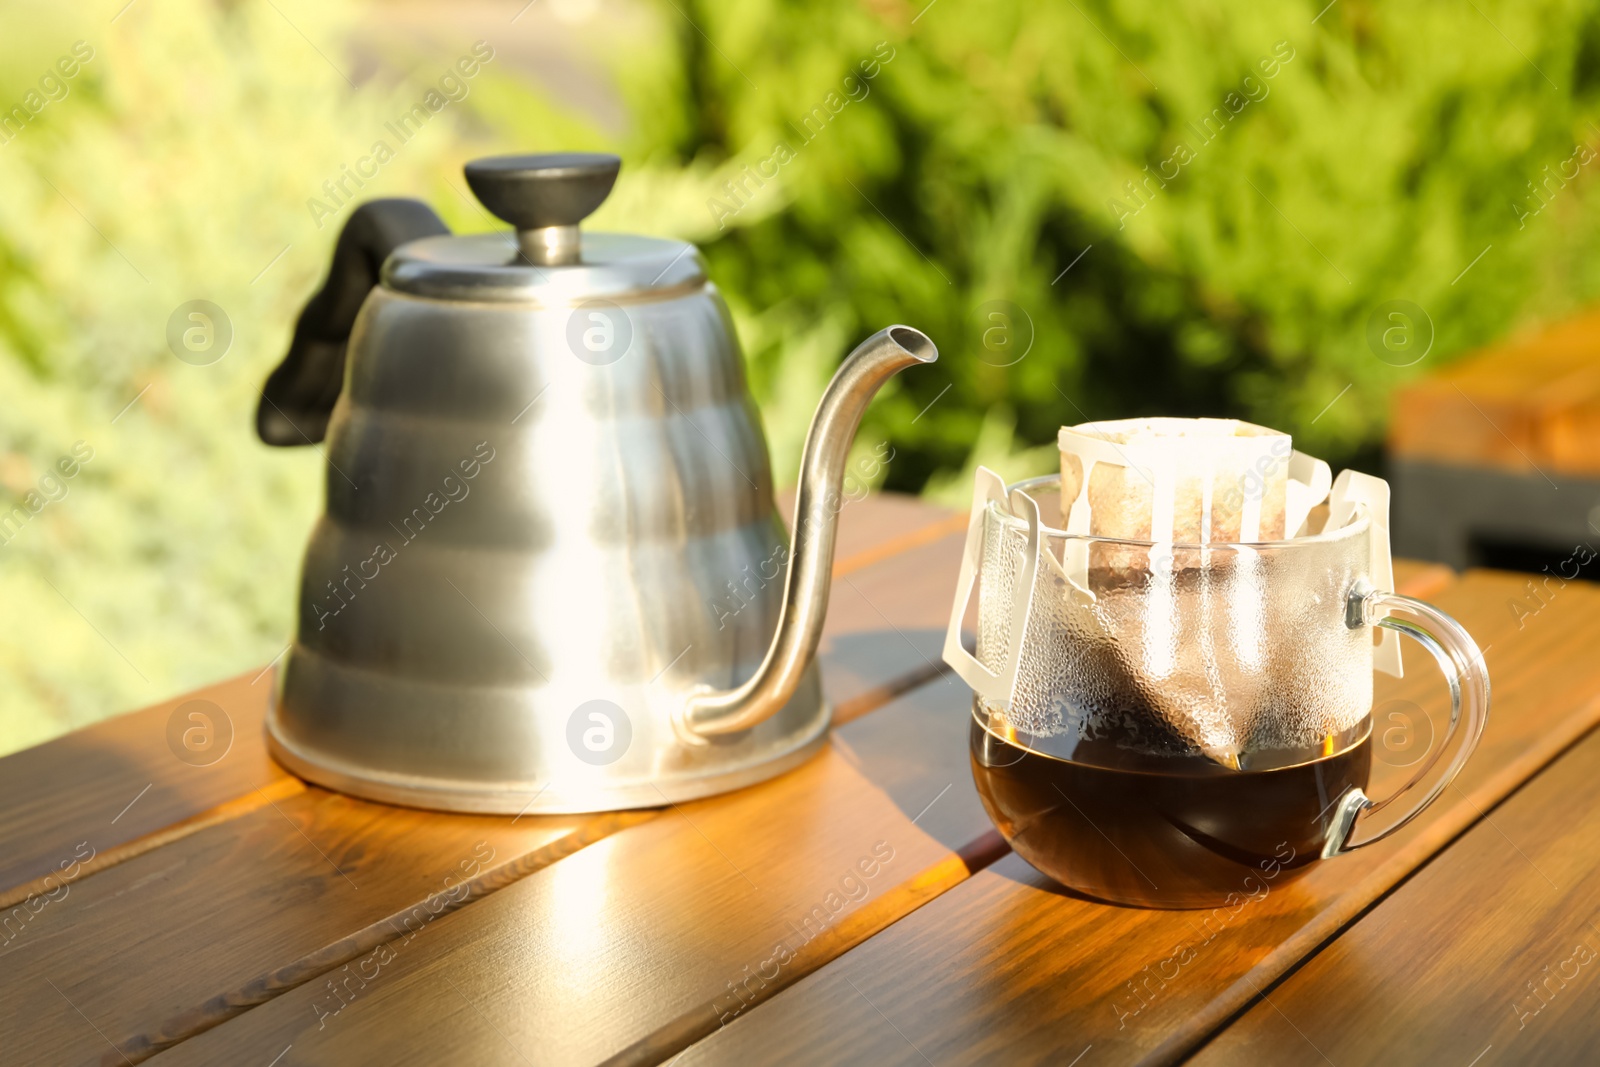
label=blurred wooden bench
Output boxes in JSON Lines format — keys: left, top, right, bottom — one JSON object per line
{"left": 1390, "top": 310, "right": 1600, "bottom": 567}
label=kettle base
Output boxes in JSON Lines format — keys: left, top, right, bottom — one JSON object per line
{"left": 263, "top": 709, "right": 831, "bottom": 815}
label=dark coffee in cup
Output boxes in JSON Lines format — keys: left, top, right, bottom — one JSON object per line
{"left": 970, "top": 715, "right": 1372, "bottom": 909}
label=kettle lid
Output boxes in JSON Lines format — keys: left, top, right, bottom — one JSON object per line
{"left": 383, "top": 152, "right": 703, "bottom": 303}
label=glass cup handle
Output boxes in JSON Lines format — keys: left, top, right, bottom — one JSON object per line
{"left": 1324, "top": 581, "right": 1492, "bottom": 857}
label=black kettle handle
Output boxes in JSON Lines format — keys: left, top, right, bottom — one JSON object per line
{"left": 257, "top": 199, "right": 450, "bottom": 446}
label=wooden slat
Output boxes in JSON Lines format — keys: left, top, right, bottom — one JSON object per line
{"left": 0, "top": 789, "right": 598, "bottom": 1064}
{"left": 775, "top": 489, "right": 958, "bottom": 576}
{"left": 19, "top": 496, "right": 1453, "bottom": 1066}
{"left": 820, "top": 527, "right": 965, "bottom": 723}
{"left": 1390, "top": 308, "right": 1600, "bottom": 477}
{"left": 0, "top": 494, "right": 962, "bottom": 1064}
{"left": 145, "top": 677, "right": 997, "bottom": 1067}
{"left": 676, "top": 569, "right": 1600, "bottom": 1066}
{"left": 784, "top": 487, "right": 966, "bottom": 714}
{"left": 142, "top": 559, "right": 1453, "bottom": 1066}
{"left": 0, "top": 670, "right": 285, "bottom": 897}
{"left": 0, "top": 495, "right": 953, "bottom": 906}
{"left": 834, "top": 512, "right": 966, "bottom": 579}
{"left": 1190, "top": 698, "right": 1600, "bottom": 1064}
{"left": 0, "top": 775, "right": 306, "bottom": 915}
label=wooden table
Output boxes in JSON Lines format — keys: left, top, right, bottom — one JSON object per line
{"left": 4, "top": 493, "right": 1599, "bottom": 1066}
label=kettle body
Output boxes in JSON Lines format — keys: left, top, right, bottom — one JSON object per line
{"left": 261, "top": 154, "right": 935, "bottom": 813}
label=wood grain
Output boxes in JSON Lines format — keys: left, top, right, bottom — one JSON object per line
{"left": 0, "top": 783, "right": 607, "bottom": 1065}
{"left": 0, "top": 775, "right": 305, "bottom": 914}
{"left": 819, "top": 527, "right": 966, "bottom": 723}
{"left": 0, "top": 494, "right": 954, "bottom": 906}
{"left": 124, "top": 559, "right": 1446, "bottom": 1067}
{"left": 1190, "top": 702, "right": 1600, "bottom": 1064}
{"left": 676, "top": 569, "right": 1600, "bottom": 1066}
{"left": 0, "top": 670, "right": 286, "bottom": 898}
{"left": 145, "top": 677, "right": 998, "bottom": 1067}
{"left": 0, "top": 494, "right": 964, "bottom": 1065}
{"left": 0, "top": 469, "right": 1470, "bottom": 1067}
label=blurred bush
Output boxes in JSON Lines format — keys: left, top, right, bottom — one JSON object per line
{"left": 0, "top": 0, "right": 495, "bottom": 749}
{"left": 651, "top": 0, "right": 1600, "bottom": 502}
{"left": 2, "top": 0, "right": 1599, "bottom": 751}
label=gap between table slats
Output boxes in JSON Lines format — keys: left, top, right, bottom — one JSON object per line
{"left": 0, "top": 495, "right": 962, "bottom": 1064}
{"left": 146, "top": 564, "right": 1455, "bottom": 1066}
{"left": 0, "top": 494, "right": 955, "bottom": 907}
{"left": 668, "top": 569, "right": 1600, "bottom": 1067}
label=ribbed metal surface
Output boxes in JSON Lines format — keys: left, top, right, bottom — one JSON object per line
{"left": 270, "top": 277, "right": 830, "bottom": 812}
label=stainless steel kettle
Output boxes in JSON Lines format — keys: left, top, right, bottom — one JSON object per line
{"left": 257, "top": 152, "right": 937, "bottom": 813}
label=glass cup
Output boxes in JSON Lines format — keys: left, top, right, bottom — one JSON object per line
{"left": 942, "top": 471, "right": 1490, "bottom": 908}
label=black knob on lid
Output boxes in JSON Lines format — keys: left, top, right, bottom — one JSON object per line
{"left": 464, "top": 152, "right": 621, "bottom": 231}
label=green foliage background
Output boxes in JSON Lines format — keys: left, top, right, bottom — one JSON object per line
{"left": 2, "top": 0, "right": 1598, "bottom": 753}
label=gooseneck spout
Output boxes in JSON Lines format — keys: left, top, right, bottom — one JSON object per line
{"left": 678, "top": 326, "right": 938, "bottom": 741}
